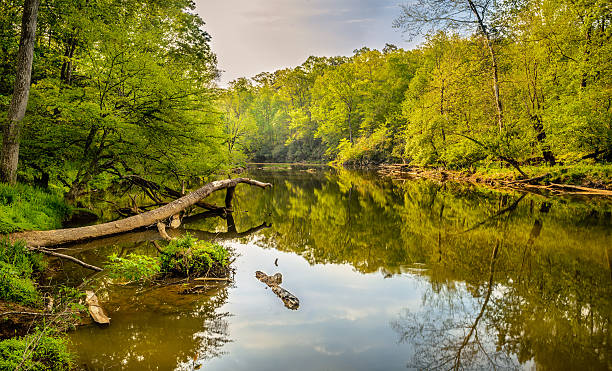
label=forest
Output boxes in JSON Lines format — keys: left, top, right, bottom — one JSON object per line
{"left": 1, "top": 0, "right": 223, "bottom": 193}
{"left": 1, "top": 0, "right": 610, "bottom": 193}
{"left": 0, "top": 0, "right": 610, "bottom": 369}
{"left": 224, "top": 0, "right": 610, "bottom": 174}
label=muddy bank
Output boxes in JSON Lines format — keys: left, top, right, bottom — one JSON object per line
{"left": 0, "top": 301, "right": 41, "bottom": 338}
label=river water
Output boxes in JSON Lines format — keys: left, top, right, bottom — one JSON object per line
{"left": 66, "top": 166, "right": 611, "bottom": 370}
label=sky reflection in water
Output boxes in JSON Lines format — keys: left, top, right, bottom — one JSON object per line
{"left": 69, "top": 167, "right": 612, "bottom": 370}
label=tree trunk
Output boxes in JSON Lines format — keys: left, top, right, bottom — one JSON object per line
{"left": 486, "top": 39, "right": 504, "bottom": 132}
{"left": 1, "top": 0, "right": 40, "bottom": 184}
{"left": 466, "top": 0, "right": 503, "bottom": 132}
{"left": 9, "top": 178, "right": 271, "bottom": 247}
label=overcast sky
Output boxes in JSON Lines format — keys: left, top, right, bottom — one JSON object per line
{"left": 193, "top": 0, "right": 417, "bottom": 85}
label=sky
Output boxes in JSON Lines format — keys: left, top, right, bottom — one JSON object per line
{"left": 193, "top": 0, "right": 418, "bottom": 85}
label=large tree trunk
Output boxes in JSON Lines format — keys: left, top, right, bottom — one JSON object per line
{"left": 1, "top": 0, "right": 40, "bottom": 184}
{"left": 9, "top": 177, "right": 271, "bottom": 247}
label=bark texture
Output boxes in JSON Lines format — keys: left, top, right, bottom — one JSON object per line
{"left": 10, "top": 178, "right": 271, "bottom": 247}
{"left": 1, "top": 0, "right": 40, "bottom": 184}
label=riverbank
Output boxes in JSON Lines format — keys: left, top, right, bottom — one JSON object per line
{"left": 378, "top": 164, "right": 612, "bottom": 195}
{"left": 246, "top": 162, "right": 612, "bottom": 194}
{"left": 0, "top": 183, "right": 72, "bottom": 234}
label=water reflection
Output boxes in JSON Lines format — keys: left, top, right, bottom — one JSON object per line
{"left": 67, "top": 167, "right": 611, "bottom": 370}
{"left": 226, "top": 167, "right": 612, "bottom": 370}
{"left": 71, "top": 283, "right": 231, "bottom": 370}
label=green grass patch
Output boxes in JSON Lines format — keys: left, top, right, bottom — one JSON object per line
{"left": 0, "top": 331, "right": 74, "bottom": 371}
{"left": 0, "top": 183, "right": 71, "bottom": 234}
{"left": 0, "top": 239, "right": 45, "bottom": 306}
{"left": 103, "top": 235, "right": 231, "bottom": 282}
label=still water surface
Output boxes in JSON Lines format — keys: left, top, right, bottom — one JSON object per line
{"left": 67, "top": 167, "right": 612, "bottom": 370}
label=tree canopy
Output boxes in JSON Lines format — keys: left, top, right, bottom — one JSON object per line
{"left": 0, "top": 0, "right": 228, "bottom": 195}
{"left": 225, "top": 0, "right": 610, "bottom": 170}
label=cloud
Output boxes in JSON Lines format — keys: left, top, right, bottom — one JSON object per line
{"left": 193, "top": 0, "right": 415, "bottom": 85}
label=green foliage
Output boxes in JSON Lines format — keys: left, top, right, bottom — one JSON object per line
{"left": 105, "top": 253, "right": 161, "bottom": 282}
{"left": 0, "top": 262, "right": 39, "bottom": 306}
{"left": 160, "top": 234, "right": 229, "bottom": 277}
{"left": 0, "top": 183, "right": 70, "bottom": 234}
{"left": 0, "top": 239, "right": 44, "bottom": 305}
{"left": 225, "top": 0, "right": 610, "bottom": 172}
{"left": 0, "top": 0, "right": 225, "bottom": 196}
{"left": 0, "top": 331, "right": 74, "bottom": 371}
{"left": 334, "top": 126, "right": 391, "bottom": 166}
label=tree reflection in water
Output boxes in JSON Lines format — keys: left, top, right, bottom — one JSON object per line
{"left": 392, "top": 243, "right": 521, "bottom": 370}
{"left": 67, "top": 166, "right": 610, "bottom": 370}
{"left": 230, "top": 167, "right": 611, "bottom": 371}
{"left": 73, "top": 283, "right": 232, "bottom": 370}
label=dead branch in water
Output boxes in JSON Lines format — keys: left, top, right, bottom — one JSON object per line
{"left": 255, "top": 271, "right": 299, "bottom": 310}
{"left": 9, "top": 178, "right": 271, "bottom": 247}
{"left": 28, "top": 247, "right": 103, "bottom": 271}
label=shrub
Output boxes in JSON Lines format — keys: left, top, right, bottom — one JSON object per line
{"left": 160, "top": 234, "right": 230, "bottom": 277}
{"left": 0, "top": 239, "right": 44, "bottom": 305}
{"left": 0, "top": 332, "right": 74, "bottom": 371}
{"left": 0, "top": 262, "right": 39, "bottom": 305}
{"left": 104, "top": 253, "right": 161, "bottom": 282}
{"left": 334, "top": 126, "right": 391, "bottom": 166}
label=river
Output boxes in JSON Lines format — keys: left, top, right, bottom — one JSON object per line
{"left": 65, "top": 166, "right": 611, "bottom": 370}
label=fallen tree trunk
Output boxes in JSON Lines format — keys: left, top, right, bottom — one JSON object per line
{"left": 121, "top": 174, "right": 225, "bottom": 212}
{"left": 52, "top": 223, "right": 272, "bottom": 254}
{"left": 9, "top": 178, "right": 271, "bottom": 247}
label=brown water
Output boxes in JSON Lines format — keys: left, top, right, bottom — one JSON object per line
{"left": 66, "top": 166, "right": 612, "bottom": 370}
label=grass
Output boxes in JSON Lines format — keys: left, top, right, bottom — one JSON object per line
{"left": 0, "top": 239, "right": 80, "bottom": 370}
{"left": 0, "top": 239, "right": 45, "bottom": 306}
{"left": 105, "top": 253, "right": 161, "bottom": 283}
{"left": 160, "top": 234, "right": 230, "bottom": 277}
{"left": 0, "top": 183, "right": 71, "bottom": 234}
{"left": 103, "top": 234, "right": 231, "bottom": 282}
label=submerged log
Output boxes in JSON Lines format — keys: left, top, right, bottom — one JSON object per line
{"left": 255, "top": 271, "right": 299, "bottom": 310}
{"left": 85, "top": 291, "right": 110, "bottom": 325}
{"left": 255, "top": 271, "right": 282, "bottom": 286}
{"left": 9, "top": 178, "right": 271, "bottom": 247}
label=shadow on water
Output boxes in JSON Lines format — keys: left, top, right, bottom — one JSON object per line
{"left": 64, "top": 166, "right": 611, "bottom": 370}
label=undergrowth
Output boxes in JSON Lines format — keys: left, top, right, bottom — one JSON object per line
{"left": 104, "top": 234, "right": 231, "bottom": 282}
{"left": 160, "top": 234, "right": 230, "bottom": 277}
{"left": 0, "top": 240, "right": 81, "bottom": 370}
{"left": 0, "top": 239, "right": 45, "bottom": 306}
{"left": 0, "top": 331, "right": 74, "bottom": 371}
{"left": 0, "top": 183, "right": 71, "bottom": 234}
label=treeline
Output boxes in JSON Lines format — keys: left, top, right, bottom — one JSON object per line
{"left": 226, "top": 0, "right": 610, "bottom": 170}
{"left": 0, "top": 0, "right": 224, "bottom": 196}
